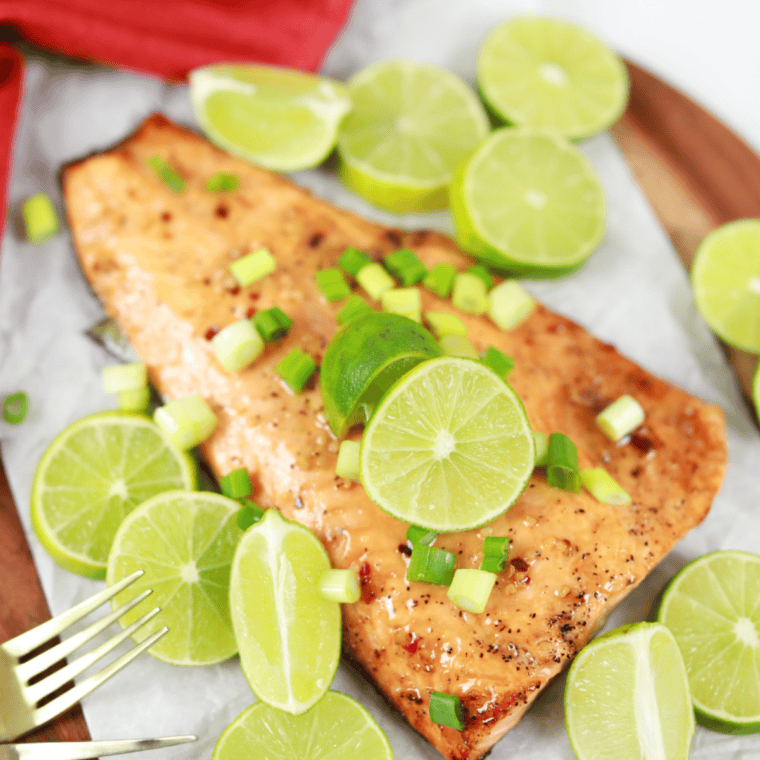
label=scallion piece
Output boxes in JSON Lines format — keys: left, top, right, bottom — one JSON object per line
{"left": 466, "top": 264, "right": 493, "bottom": 291}
{"left": 338, "top": 247, "right": 372, "bottom": 277}
{"left": 452, "top": 272, "right": 488, "bottom": 314}
{"left": 237, "top": 499, "right": 266, "bottom": 530}
{"left": 406, "top": 545, "right": 456, "bottom": 586}
{"left": 336, "top": 294, "right": 373, "bottom": 325}
{"left": 481, "top": 536, "right": 510, "bottom": 573}
{"left": 154, "top": 394, "right": 217, "bottom": 450}
{"left": 596, "top": 395, "right": 645, "bottom": 441}
{"left": 580, "top": 468, "right": 631, "bottom": 505}
{"left": 102, "top": 362, "right": 147, "bottom": 393}
{"left": 22, "top": 193, "right": 58, "bottom": 243}
{"left": 336, "top": 440, "right": 360, "bottom": 481}
{"left": 221, "top": 467, "right": 252, "bottom": 499}
{"left": 318, "top": 568, "right": 361, "bottom": 603}
{"left": 253, "top": 307, "right": 293, "bottom": 342}
{"left": 425, "top": 311, "right": 467, "bottom": 338}
{"left": 423, "top": 263, "right": 456, "bottom": 299}
{"left": 2, "top": 392, "right": 28, "bottom": 425}
{"left": 118, "top": 387, "right": 151, "bottom": 413}
{"left": 229, "top": 248, "right": 276, "bottom": 286}
{"left": 275, "top": 348, "right": 316, "bottom": 393}
{"left": 481, "top": 346, "right": 515, "bottom": 378}
{"left": 381, "top": 287, "right": 422, "bottom": 322}
{"left": 356, "top": 262, "right": 395, "bottom": 300}
{"left": 488, "top": 279, "right": 535, "bottom": 330}
{"left": 212, "top": 319, "right": 264, "bottom": 372}
{"left": 533, "top": 431, "right": 548, "bottom": 466}
{"left": 447, "top": 568, "right": 496, "bottom": 613}
{"left": 429, "top": 692, "right": 466, "bottom": 730}
{"left": 206, "top": 172, "right": 239, "bottom": 192}
{"left": 406, "top": 525, "right": 437, "bottom": 546}
{"left": 315, "top": 268, "right": 351, "bottom": 302}
{"left": 384, "top": 248, "right": 427, "bottom": 286}
{"left": 147, "top": 155, "right": 185, "bottom": 193}
{"left": 546, "top": 432, "right": 581, "bottom": 492}
{"left": 440, "top": 333, "right": 478, "bottom": 359}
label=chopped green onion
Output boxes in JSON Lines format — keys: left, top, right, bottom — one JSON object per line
{"left": 315, "top": 268, "right": 351, "bottom": 302}
{"left": 406, "top": 525, "right": 437, "bottom": 546}
{"left": 580, "top": 468, "right": 631, "bottom": 505}
{"left": 481, "top": 346, "right": 515, "bottom": 378}
{"left": 147, "top": 155, "right": 185, "bottom": 193}
{"left": 452, "top": 272, "right": 488, "bottom": 314}
{"left": 211, "top": 319, "right": 264, "bottom": 372}
{"left": 481, "top": 555, "right": 506, "bottom": 574}
{"left": 229, "top": 248, "right": 276, "bottom": 286}
{"left": 205, "top": 172, "right": 239, "bottom": 192}
{"left": 336, "top": 294, "right": 373, "bottom": 325}
{"left": 596, "top": 395, "right": 645, "bottom": 441}
{"left": 275, "top": 348, "right": 316, "bottom": 392}
{"left": 22, "top": 193, "right": 58, "bottom": 243}
{"left": 102, "top": 362, "right": 147, "bottom": 393}
{"left": 338, "top": 247, "right": 372, "bottom": 277}
{"left": 533, "top": 431, "right": 548, "bottom": 466}
{"left": 237, "top": 499, "right": 266, "bottom": 530}
{"left": 406, "top": 544, "right": 456, "bottom": 586}
{"left": 381, "top": 287, "right": 422, "bottom": 322}
{"left": 318, "top": 568, "right": 361, "bottom": 603}
{"left": 356, "top": 262, "right": 395, "bottom": 300}
{"left": 423, "top": 263, "right": 457, "bottom": 299}
{"left": 118, "top": 387, "right": 151, "bottom": 413}
{"left": 336, "top": 440, "right": 360, "bottom": 481}
{"left": 440, "top": 333, "right": 478, "bottom": 359}
{"left": 447, "top": 568, "right": 496, "bottom": 613}
{"left": 425, "top": 311, "right": 467, "bottom": 338}
{"left": 384, "top": 248, "right": 427, "bottom": 285}
{"left": 488, "top": 279, "right": 535, "bottom": 330}
{"left": 429, "top": 692, "right": 466, "bottom": 730}
{"left": 253, "top": 307, "right": 293, "bottom": 342}
{"left": 221, "top": 467, "right": 252, "bottom": 499}
{"left": 546, "top": 432, "right": 581, "bottom": 492}
{"left": 466, "top": 264, "right": 493, "bottom": 291}
{"left": 2, "top": 392, "right": 28, "bottom": 424}
{"left": 481, "top": 536, "right": 510, "bottom": 573}
{"left": 154, "top": 394, "right": 217, "bottom": 450}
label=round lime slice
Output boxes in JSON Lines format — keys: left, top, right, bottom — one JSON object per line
{"left": 657, "top": 550, "right": 760, "bottom": 734}
{"left": 31, "top": 411, "right": 196, "bottom": 579}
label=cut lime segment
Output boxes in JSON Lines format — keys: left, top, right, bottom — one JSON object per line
{"left": 337, "top": 60, "right": 489, "bottom": 212}
{"left": 478, "top": 16, "right": 629, "bottom": 140}
{"left": 691, "top": 219, "right": 760, "bottom": 353}
{"left": 31, "top": 411, "right": 196, "bottom": 579}
{"left": 450, "top": 127, "right": 606, "bottom": 276}
{"left": 229, "top": 509, "right": 341, "bottom": 714}
{"left": 107, "top": 490, "right": 240, "bottom": 665}
{"left": 565, "top": 622, "right": 694, "bottom": 760}
{"left": 190, "top": 64, "right": 351, "bottom": 172}
{"left": 212, "top": 691, "right": 393, "bottom": 760}
{"left": 657, "top": 550, "right": 760, "bottom": 734}
{"left": 360, "top": 356, "right": 534, "bottom": 532}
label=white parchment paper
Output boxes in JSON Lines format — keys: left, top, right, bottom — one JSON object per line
{"left": 1, "top": 1, "right": 759, "bottom": 758}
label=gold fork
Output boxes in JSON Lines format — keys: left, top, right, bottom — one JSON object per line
{"left": 0, "top": 736, "right": 196, "bottom": 759}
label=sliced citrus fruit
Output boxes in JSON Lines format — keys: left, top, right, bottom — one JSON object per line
{"left": 449, "top": 127, "right": 606, "bottom": 276}
{"left": 320, "top": 312, "right": 442, "bottom": 437}
{"left": 477, "top": 16, "right": 629, "bottom": 140}
{"left": 31, "top": 411, "right": 196, "bottom": 579}
{"left": 565, "top": 622, "right": 694, "bottom": 760}
{"left": 691, "top": 219, "right": 760, "bottom": 353}
{"left": 106, "top": 490, "right": 241, "bottom": 666}
{"left": 229, "top": 508, "right": 341, "bottom": 714}
{"left": 657, "top": 550, "right": 760, "bottom": 734}
{"left": 337, "top": 60, "right": 489, "bottom": 212}
{"left": 190, "top": 64, "right": 351, "bottom": 172}
{"left": 360, "top": 356, "right": 534, "bottom": 532}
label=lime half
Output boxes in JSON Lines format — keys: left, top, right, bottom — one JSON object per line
{"left": 360, "top": 356, "right": 534, "bottom": 532}
{"left": 31, "top": 411, "right": 196, "bottom": 579}
{"left": 565, "top": 622, "right": 694, "bottom": 760}
{"left": 657, "top": 550, "right": 760, "bottom": 734}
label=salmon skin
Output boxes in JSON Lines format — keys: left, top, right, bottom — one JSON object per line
{"left": 62, "top": 114, "right": 727, "bottom": 760}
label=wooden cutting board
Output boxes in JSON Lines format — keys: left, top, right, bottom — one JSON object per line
{"left": 1, "top": 59, "right": 759, "bottom": 747}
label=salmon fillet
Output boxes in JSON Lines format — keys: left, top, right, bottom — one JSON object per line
{"left": 62, "top": 114, "right": 727, "bottom": 760}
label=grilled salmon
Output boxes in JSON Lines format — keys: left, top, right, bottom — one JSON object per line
{"left": 62, "top": 114, "right": 727, "bottom": 760}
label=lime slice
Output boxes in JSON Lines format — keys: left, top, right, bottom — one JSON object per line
{"left": 107, "top": 490, "right": 241, "bottom": 665}
{"left": 565, "top": 622, "right": 694, "bottom": 760}
{"left": 31, "top": 411, "right": 196, "bottom": 579}
{"left": 477, "top": 16, "right": 629, "bottom": 140}
{"left": 320, "top": 312, "right": 442, "bottom": 437}
{"left": 190, "top": 64, "right": 351, "bottom": 172}
{"left": 360, "top": 356, "right": 534, "bottom": 532}
{"left": 337, "top": 60, "right": 489, "bottom": 212}
{"left": 657, "top": 550, "right": 760, "bottom": 734}
{"left": 449, "top": 127, "right": 606, "bottom": 276}
{"left": 691, "top": 219, "right": 760, "bottom": 353}
{"left": 213, "top": 691, "right": 393, "bottom": 760}
{"left": 229, "top": 509, "right": 341, "bottom": 714}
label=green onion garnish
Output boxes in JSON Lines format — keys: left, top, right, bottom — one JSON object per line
{"left": 153, "top": 394, "right": 217, "bottom": 450}
{"left": 275, "top": 348, "right": 316, "bottom": 392}
{"left": 253, "top": 307, "right": 293, "bottom": 342}
{"left": 336, "top": 440, "right": 360, "bottom": 481}
{"left": 384, "top": 248, "right": 427, "bottom": 286}
{"left": 406, "top": 525, "right": 438, "bottom": 546}
{"left": 439, "top": 333, "right": 478, "bottom": 359}
{"left": 315, "top": 268, "right": 351, "bottom": 302}
{"left": 488, "top": 279, "right": 535, "bottom": 330}
{"left": 221, "top": 467, "right": 252, "bottom": 499}
{"left": 546, "top": 432, "right": 581, "bottom": 492}
{"left": 406, "top": 544, "right": 456, "bottom": 586}
{"left": 447, "top": 568, "right": 496, "bottom": 613}
{"left": 580, "top": 468, "right": 631, "bottom": 505}
{"left": 237, "top": 499, "right": 266, "bottom": 530}
{"left": 22, "top": 193, "right": 58, "bottom": 243}
{"left": 356, "top": 262, "right": 395, "bottom": 300}
{"left": 229, "top": 248, "right": 276, "bottom": 286}
{"left": 425, "top": 311, "right": 467, "bottom": 338}
{"left": 429, "top": 692, "right": 465, "bottom": 730}
{"left": 338, "top": 247, "right": 372, "bottom": 277}
{"left": 481, "top": 536, "right": 510, "bottom": 573}
{"left": 118, "top": 387, "right": 151, "bottom": 413}
{"left": 205, "top": 172, "right": 239, "bottom": 192}
{"left": 423, "top": 263, "right": 457, "bottom": 299}
{"left": 381, "top": 287, "right": 422, "bottom": 322}
{"left": 336, "top": 294, "right": 372, "bottom": 325}
{"left": 466, "top": 264, "right": 493, "bottom": 291}
{"left": 2, "top": 392, "right": 28, "bottom": 425}
{"left": 147, "top": 155, "right": 185, "bottom": 193}
{"left": 318, "top": 568, "right": 361, "bottom": 603}
{"left": 596, "top": 395, "right": 645, "bottom": 441}
{"left": 212, "top": 319, "right": 264, "bottom": 372}
{"left": 452, "top": 272, "right": 488, "bottom": 314}
{"left": 102, "top": 362, "right": 147, "bottom": 393}
{"left": 533, "top": 431, "right": 548, "bottom": 466}
{"left": 481, "top": 346, "right": 515, "bottom": 378}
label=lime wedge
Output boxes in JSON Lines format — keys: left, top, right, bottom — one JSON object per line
{"left": 691, "top": 219, "right": 760, "bottom": 353}
{"left": 657, "top": 550, "right": 760, "bottom": 734}
{"left": 337, "top": 60, "right": 489, "bottom": 212}
{"left": 229, "top": 509, "right": 341, "bottom": 714}
{"left": 190, "top": 64, "right": 351, "bottom": 172}
{"left": 450, "top": 127, "right": 606, "bottom": 276}
{"left": 107, "top": 490, "right": 241, "bottom": 665}
{"left": 31, "top": 411, "right": 196, "bottom": 579}
{"left": 565, "top": 622, "right": 694, "bottom": 760}
{"left": 478, "top": 16, "right": 629, "bottom": 140}
{"left": 213, "top": 691, "right": 393, "bottom": 760}
{"left": 360, "top": 356, "right": 534, "bottom": 532}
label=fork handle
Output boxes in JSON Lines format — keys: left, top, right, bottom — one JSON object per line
{"left": 0, "top": 736, "right": 196, "bottom": 760}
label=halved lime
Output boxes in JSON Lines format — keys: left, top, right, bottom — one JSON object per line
{"left": 691, "top": 219, "right": 760, "bottom": 353}
{"left": 107, "top": 490, "right": 241, "bottom": 666}
{"left": 360, "top": 356, "right": 534, "bottom": 532}
{"left": 320, "top": 312, "right": 442, "bottom": 437}
{"left": 337, "top": 60, "right": 489, "bottom": 212}
{"left": 477, "top": 16, "right": 629, "bottom": 140}
{"left": 229, "top": 509, "right": 341, "bottom": 714}
{"left": 565, "top": 622, "right": 694, "bottom": 760}
{"left": 213, "top": 691, "right": 393, "bottom": 760}
{"left": 190, "top": 64, "right": 351, "bottom": 172}
{"left": 449, "top": 127, "right": 606, "bottom": 276}
{"left": 657, "top": 550, "right": 760, "bottom": 734}
{"left": 31, "top": 411, "right": 196, "bottom": 579}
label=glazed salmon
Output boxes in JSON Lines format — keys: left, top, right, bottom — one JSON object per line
{"left": 62, "top": 115, "right": 727, "bottom": 760}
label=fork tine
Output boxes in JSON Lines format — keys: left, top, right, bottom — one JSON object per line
{"left": 10, "top": 736, "right": 196, "bottom": 760}
{"left": 2, "top": 571, "right": 144, "bottom": 658}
